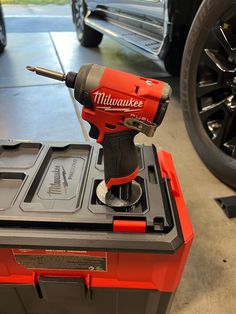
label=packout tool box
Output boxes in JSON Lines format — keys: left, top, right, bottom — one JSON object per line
{"left": 0, "top": 140, "right": 193, "bottom": 314}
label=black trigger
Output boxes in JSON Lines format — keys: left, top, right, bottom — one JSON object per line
{"left": 89, "top": 123, "right": 100, "bottom": 139}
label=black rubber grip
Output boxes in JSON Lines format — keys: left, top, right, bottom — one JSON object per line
{"left": 101, "top": 131, "right": 138, "bottom": 186}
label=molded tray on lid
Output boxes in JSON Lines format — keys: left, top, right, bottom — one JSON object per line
{"left": 21, "top": 145, "right": 91, "bottom": 212}
{"left": 0, "top": 173, "right": 26, "bottom": 210}
{"left": 0, "top": 143, "right": 42, "bottom": 169}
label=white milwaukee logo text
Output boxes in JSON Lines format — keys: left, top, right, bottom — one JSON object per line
{"left": 93, "top": 91, "right": 143, "bottom": 110}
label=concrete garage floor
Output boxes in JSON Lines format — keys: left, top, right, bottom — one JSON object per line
{"left": 0, "top": 9, "right": 236, "bottom": 313}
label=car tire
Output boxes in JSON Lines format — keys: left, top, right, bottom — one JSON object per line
{"left": 72, "top": 0, "right": 103, "bottom": 47}
{"left": 181, "top": 0, "right": 236, "bottom": 189}
{"left": 0, "top": 6, "right": 6, "bottom": 53}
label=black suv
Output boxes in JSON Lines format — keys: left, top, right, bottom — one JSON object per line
{"left": 72, "top": 0, "right": 236, "bottom": 189}
{"left": 0, "top": 3, "right": 6, "bottom": 53}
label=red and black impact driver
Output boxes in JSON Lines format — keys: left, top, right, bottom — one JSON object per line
{"left": 26, "top": 64, "right": 171, "bottom": 209}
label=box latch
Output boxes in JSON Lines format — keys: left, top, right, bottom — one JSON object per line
{"left": 113, "top": 220, "right": 146, "bottom": 233}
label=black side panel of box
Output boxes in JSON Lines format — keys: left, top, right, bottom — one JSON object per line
{"left": 0, "top": 279, "right": 175, "bottom": 314}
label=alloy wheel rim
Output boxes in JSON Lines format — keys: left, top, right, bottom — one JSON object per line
{"left": 0, "top": 22, "right": 6, "bottom": 45}
{"left": 74, "top": 0, "right": 84, "bottom": 40}
{"left": 196, "top": 9, "right": 236, "bottom": 158}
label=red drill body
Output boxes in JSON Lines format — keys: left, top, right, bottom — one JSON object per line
{"left": 27, "top": 64, "right": 171, "bottom": 194}
{"left": 82, "top": 67, "right": 167, "bottom": 143}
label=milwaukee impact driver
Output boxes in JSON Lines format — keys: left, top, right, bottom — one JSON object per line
{"left": 27, "top": 64, "right": 171, "bottom": 209}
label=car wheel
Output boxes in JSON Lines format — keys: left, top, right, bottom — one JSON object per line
{"left": 181, "top": 0, "right": 236, "bottom": 189}
{"left": 72, "top": 0, "right": 103, "bottom": 47}
{"left": 0, "top": 6, "right": 6, "bottom": 53}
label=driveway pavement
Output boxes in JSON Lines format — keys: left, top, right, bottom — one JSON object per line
{"left": 3, "top": 4, "right": 71, "bottom": 16}
{"left": 3, "top": 4, "right": 73, "bottom": 32}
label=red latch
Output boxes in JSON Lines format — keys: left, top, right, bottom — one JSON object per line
{"left": 157, "top": 151, "right": 180, "bottom": 197}
{"left": 113, "top": 220, "right": 146, "bottom": 233}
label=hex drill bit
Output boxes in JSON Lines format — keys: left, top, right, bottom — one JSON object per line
{"left": 26, "top": 66, "right": 66, "bottom": 81}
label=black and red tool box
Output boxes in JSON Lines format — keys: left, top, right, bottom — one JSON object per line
{"left": 0, "top": 140, "right": 193, "bottom": 314}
